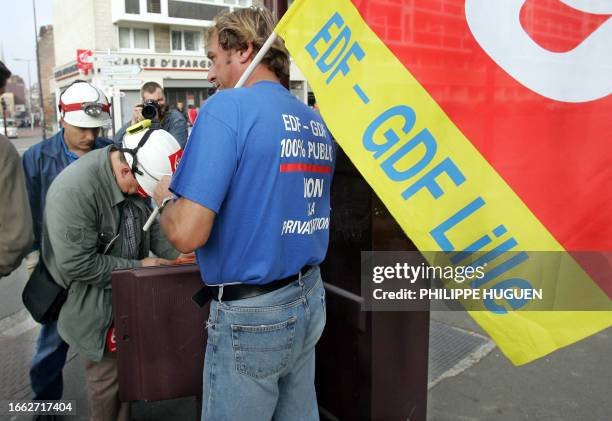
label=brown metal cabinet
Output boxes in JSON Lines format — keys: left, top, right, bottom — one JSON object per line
{"left": 112, "top": 265, "right": 208, "bottom": 402}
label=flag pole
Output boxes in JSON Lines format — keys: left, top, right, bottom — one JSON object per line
{"left": 235, "top": 32, "right": 278, "bottom": 88}
{"left": 143, "top": 32, "right": 279, "bottom": 232}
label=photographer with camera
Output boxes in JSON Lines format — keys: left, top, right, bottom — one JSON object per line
{"left": 113, "top": 81, "right": 188, "bottom": 148}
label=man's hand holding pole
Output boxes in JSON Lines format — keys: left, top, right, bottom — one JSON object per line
{"left": 143, "top": 175, "right": 174, "bottom": 232}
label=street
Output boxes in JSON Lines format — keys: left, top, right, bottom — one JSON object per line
{"left": 428, "top": 312, "right": 611, "bottom": 421}
{"left": 7, "top": 127, "right": 43, "bottom": 157}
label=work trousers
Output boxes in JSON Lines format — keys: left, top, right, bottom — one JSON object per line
{"left": 83, "top": 352, "right": 130, "bottom": 421}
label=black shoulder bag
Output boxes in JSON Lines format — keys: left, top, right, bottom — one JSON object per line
{"left": 22, "top": 259, "right": 68, "bottom": 324}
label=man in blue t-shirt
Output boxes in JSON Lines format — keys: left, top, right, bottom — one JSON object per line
{"left": 153, "top": 7, "right": 334, "bottom": 420}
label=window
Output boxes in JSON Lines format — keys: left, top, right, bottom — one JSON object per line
{"left": 168, "top": 1, "right": 228, "bottom": 20}
{"left": 171, "top": 30, "right": 200, "bottom": 52}
{"left": 222, "top": 0, "right": 250, "bottom": 5}
{"left": 184, "top": 31, "right": 197, "bottom": 51}
{"left": 134, "top": 28, "right": 150, "bottom": 48}
{"left": 171, "top": 31, "right": 182, "bottom": 51}
{"left": 125, "top": 0, "right": 140, "bottom": 14}
{"left": 147, "top": 0, "right": 161, "bottom": 13}
{"left": 119, "top": 28, "right": 131, "bottom": 48}
{"left": 119, "top": 27, "right": 151, "bottom": 50}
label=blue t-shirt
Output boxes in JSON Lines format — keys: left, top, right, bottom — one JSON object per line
{"left": 170, "top": 81, "right": 335, "bottom": 285}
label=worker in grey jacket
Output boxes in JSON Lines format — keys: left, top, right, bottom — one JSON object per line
{"left": 42, "top": 140, "right": 180, "bottom": 421}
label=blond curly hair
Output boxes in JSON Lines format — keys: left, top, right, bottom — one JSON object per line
{"left": 206, "top": 7, "right": 290, "bottom": 81}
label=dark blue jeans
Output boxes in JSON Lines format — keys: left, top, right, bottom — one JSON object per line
{"left": 30, "top": 321, "right": 69, "bottom": 400}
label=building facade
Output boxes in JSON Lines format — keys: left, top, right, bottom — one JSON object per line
{"left": 51, "top": 0, "right": 306, "bottom": 136}
{"left": 1, "top": 76, "right": 25, "bottom": 119}
{"left": 38, "top": 25, "right": 57, "bottom": 132}
{"left": 0, "top": 92, "right": 16, "bottom": 119}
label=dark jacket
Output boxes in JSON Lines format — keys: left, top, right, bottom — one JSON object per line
{"left": 113, "top": 108, "right": 188, "bottom": 148}
{"left": 22, "top": 129, "right": 112, "bottom": 251}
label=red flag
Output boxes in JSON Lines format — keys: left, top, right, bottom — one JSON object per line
{"left": 354, "top": 0, "right": 612, "bottom": 293}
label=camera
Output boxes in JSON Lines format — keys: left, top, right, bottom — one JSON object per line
{"left": 141, "top": 100, "right": 161, "bottom": 120}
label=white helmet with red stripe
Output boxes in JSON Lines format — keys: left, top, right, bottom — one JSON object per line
{"left": 120, "top": 120, "right": 183, "bottom": 197}
{"left": 58, "top": 81, "right": 111, "bottom": 128}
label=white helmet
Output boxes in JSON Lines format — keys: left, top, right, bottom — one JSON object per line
{"left": 59, "top": 81, "right": 111, "bottom": 128}
{"left": 121, "top": 121, "right": 183, "bottom": 197}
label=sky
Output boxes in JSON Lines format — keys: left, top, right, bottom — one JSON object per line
{"left": 0, "top": 0, "right": 54, "bottom": 88}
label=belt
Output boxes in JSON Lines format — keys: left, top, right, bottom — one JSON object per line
{"left": 192, "top": 265, "right": 313, "bottom": 307}
{"left": 211, "top": 265, "right": 313, "bottom": 301}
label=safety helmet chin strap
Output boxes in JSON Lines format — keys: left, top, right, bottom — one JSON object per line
{"left": 119, "top": 127, "right": 158, "bottom": 176}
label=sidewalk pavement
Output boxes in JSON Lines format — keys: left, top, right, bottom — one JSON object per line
{"left": 0, "top": 311, "right": 198, "bottom": 421}
{"left": 16, "top": 127, "right": 42, "bottom": 138}
{"left": 427, "top": 311, "right": 611, "bottom": 421}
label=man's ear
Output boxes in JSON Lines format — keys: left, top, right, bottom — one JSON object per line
{"left": 237, "top": 41, "right": 254, "bottom": 64}
{"left": 121, "top": 165, "right": 132, "bottom": 179}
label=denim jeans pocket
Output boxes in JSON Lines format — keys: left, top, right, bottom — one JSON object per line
{"left": 231, "top": 316, "right": 297, "bottom": 379}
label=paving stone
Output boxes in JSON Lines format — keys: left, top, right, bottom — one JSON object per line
{"left": 428, "top": 321, "right": 494, "bottom": 388}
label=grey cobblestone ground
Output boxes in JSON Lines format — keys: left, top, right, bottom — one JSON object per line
{"left": 0, "top": 321, "right": 196, "bottom": 421}
{"left": 0, "top": 328, "right": 39, "bottom": 401}
{"left": 428, "top": 311, "right": 612, "bottom": 421}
